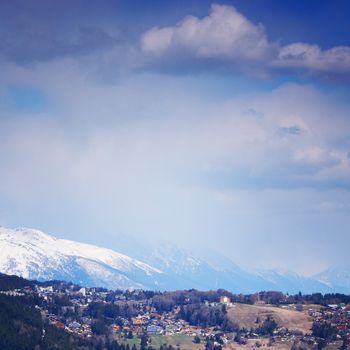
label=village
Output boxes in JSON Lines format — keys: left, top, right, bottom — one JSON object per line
{"left": 2, "top": 280, "right": 350, "bottom": 350}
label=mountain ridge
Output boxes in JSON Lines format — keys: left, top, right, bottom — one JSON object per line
{"left": 0, "top": 226, "right": 349, "bottom": 293}
{"left": 0, "top": 227, "right": 163, "bottom": 290}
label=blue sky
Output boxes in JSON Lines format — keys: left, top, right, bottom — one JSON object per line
{"left": 0, "top": 0, "right": 350, "bottom": 275}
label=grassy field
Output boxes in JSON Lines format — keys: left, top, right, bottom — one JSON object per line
{"left": 116, "top": 336, "right": 141, "bottom": 348}
{"left": 118, "top": 333, "right": 204, "bottom": 350}
{"left": 149, "top": 334, "right": 204, "bottom": 350}
{"left": 324, "top": 341, "right": 343, "bottom": 350}
{"left": 227, "top": 303, "right": 312, "bottom": 333}
{"left": 117, "top": 332, "right": 317, "bottom": 350}
{"left": 224, "top": 338, "right": 293, "bottom": 350}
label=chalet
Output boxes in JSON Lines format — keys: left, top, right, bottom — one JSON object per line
{"left": 53, "top": 321, "right": 65, "bottom": 329}
{"left": 147, "top": 325, "right": 163, "bottom": 335}
{"left": 220, "top": 296, "right": 231, "bottom": 304}
{"left": 68, "top": 321, "right": 81, "bottom": 331}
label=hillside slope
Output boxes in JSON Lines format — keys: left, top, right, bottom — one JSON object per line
{"left": 0, "top": 227, "right": 163, "bottom": 290}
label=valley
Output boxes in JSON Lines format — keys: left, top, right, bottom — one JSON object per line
{"left": 1, "top": 273, "right": 350, "bottom": 350}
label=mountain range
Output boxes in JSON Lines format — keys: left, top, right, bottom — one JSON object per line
{"left": 0, "top": 226, "right": 348, "bottom": 294}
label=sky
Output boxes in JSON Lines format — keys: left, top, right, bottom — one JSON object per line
{"left": 0, "top": 0, "right": 350, "bottom": 275}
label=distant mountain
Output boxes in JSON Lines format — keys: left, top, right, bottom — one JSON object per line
{"left": 100, "top": 236, "right": 335, "bottom": 294}
{"left": 313, "top": 266, "right": 350, "bottom": 293}
{"left": 0, "top": 226, "right": 348, "bottom": 293}
{"left": 120, "top": 240, "right": 256, "bottom": 292}
{"left": 252, "top": 269, "right": 333, "bottom": 294}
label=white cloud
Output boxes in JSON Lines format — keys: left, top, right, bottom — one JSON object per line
{"left": 276, "top": 43, "right": 350, "bottom": 73}
{"left": 140, "top": 4, "right": 350, "bottom": 76}
{"left": 141, "top": 4, "right": 273, "bottom": 62}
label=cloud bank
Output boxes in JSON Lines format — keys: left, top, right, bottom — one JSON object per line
{"left": 0, "top": 58, "right": 350, "bottom": 272}
{"left": 141, "top": 4, "right": 350, "bottom": 76}
{"left": 1, "top": 2, "right": 349, "bottom": 78}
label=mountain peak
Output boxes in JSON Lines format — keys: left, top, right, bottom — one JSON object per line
{"left": 0, "top": 226, "right": 349, "bottom": 293}
{"left": 0, "top": 226, "right": 162, "bottom": 290}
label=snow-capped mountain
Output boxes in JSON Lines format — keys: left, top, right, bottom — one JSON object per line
{"left": 0, "top": 227, "right": 164, "bottom": 290}
{"left": 313, "top": 266, "right": 350, "bottom": 293}
{"left": 252, "top": 269, "right": 333, "bottom": 294}
{"left": 99, "top": 237, "right": 261, "bottom": 292}
{"left": 0, "top": 226, "right": 349, "bottom": 293}
{"left": 131, "top": 244, "right": 264, "bottom": 293}
{"left": 100, "top": 235, "right": 336, "bottom": 294}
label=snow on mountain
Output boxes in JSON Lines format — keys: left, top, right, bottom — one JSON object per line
{"left": 105, "top": 237, "right": 254, "bottom": 291}
{"left": 253, "top": 269, "right": 332, "bottom": 294}
{"left": 313, "top": 266, "right": 350, "bottom": 293}
{"left": 0, "top": 227, "right": 163, "bottom": 290}
{"left": 0, "top": 226, "right": 349, "bottom": 293}
{"left": 107, "top": 236, "right": 334, "bottom": 294}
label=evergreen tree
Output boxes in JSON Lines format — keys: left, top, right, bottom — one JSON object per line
{"left": 140, "top": 334, "right": 149, "bottom": 350}
{"left": 193, "top": 335, "right": 201, "bottom": 344}
{"left": 127, "top": 330, "right": 133, "bottom": 339}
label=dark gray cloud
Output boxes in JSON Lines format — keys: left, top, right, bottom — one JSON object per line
{"left": 0, "top": 0, "right": 122, "bottom": 64}
{"left": 0, "top": 26, "right": 118, "bottom": 64}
